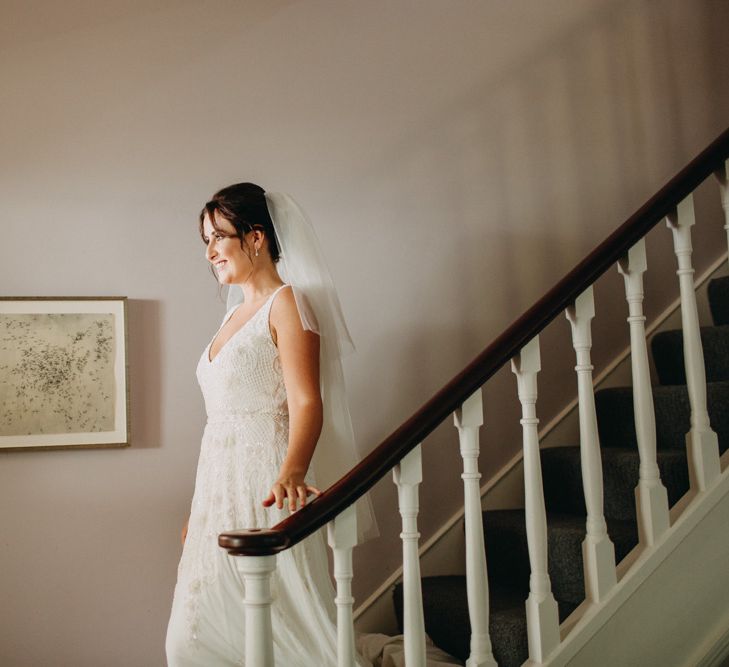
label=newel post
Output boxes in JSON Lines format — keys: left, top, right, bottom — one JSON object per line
{"left": 327, "top": 504, "right": 358, "bottom": 667}
{"left": 235, "top": 554, "right": 277, "bottom": 667}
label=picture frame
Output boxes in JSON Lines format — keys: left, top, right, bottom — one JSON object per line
{"left": 0, "top": 297, "right": 130, "bottom": 451}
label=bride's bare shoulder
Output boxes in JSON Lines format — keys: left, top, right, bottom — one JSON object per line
{"left": 270, "top": 285, "right": 306, "bottom": 339}
{"left": 270, "top": 286, "right": 321, "bottom": 348}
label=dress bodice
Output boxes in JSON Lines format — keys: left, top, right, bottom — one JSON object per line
{"left": 196, "top": 285, "right": 289, "bottom": 424}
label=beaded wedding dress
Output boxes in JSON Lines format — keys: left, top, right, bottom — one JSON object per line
{"left": 165, "top": 285, "right": 459, "bottom": 666}
{"left": 165, "top": 284, "right": 357, "bottom": 666}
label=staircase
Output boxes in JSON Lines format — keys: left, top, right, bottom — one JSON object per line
{"left": 393, "top": 275, "right": 729, "bottom": 666}
{"left": 219, "top": 129, "right": 729, "bottom": 667}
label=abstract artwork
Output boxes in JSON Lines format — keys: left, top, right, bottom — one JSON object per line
{"left": 0, "top": 297, "right": 129, "bottom": 451}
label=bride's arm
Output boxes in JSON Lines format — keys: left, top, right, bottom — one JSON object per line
{"left": 263, "top": 286, "right": 323, "bottom": 512}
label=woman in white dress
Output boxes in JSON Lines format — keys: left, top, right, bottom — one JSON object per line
{"left": 164, "top": 182, "right": 373, "bottom": 666}
{"left": 165, "top": 182, "right": 459, "bottom": 667}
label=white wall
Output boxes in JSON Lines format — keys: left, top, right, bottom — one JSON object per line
{"left": 0, "top": 1, "right": 727, "bottom": 665}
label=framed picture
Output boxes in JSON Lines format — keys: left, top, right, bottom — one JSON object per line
{"left": 0, "top": 297, "right": 129, "bottom": 451}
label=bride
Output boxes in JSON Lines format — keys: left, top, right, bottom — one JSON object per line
{"left": 165, "top": 182, "right": 457, "bottom": 666}
{"left": 164, "top": 181, "right": 378, "bottom": 666}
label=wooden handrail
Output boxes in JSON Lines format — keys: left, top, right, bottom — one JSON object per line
{"left": 219, "top": 126, "right": 729, "bottom": 557}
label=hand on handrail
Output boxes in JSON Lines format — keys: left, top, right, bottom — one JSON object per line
{"left": 263, "top": 467, "right": 322, "bottom": 513}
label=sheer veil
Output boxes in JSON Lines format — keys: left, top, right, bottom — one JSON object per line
{"left": 226, "top": 192, "right": 379, "bottom": 543}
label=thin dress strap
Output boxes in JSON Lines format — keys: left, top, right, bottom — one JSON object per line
{"left": 264, "top": 283, "right": 289, "bottom": 310}
{"left": 260, "top": 283, "right": 289, "bottom": 323}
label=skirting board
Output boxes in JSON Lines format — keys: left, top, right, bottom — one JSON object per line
{"left": 353, "top": 250, "right": 729, "bottom": 634}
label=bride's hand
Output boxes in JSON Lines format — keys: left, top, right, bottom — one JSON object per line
{"left": 263, "top": 469, "right": 321, "bottom": 512}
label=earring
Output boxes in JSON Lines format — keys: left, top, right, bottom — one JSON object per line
{"left": 255, "top": 247, "right": 259, "bottom": 257}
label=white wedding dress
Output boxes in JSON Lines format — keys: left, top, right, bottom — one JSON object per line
{"left": 165, "top": 285, "right": 460, "bottom": 667}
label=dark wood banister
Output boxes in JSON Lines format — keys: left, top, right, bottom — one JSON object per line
{"left": 220, "top": 126, "right": 729, "bottom": 557}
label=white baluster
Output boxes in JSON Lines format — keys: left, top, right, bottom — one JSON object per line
{"left": 511, "top": 337, "right": 560, "bottom": 662}
{"left": 617, "top": 240, "right": 670, "bottom": 545}
{"left": 236, "top": 554, "right": 276, "bottom": 667}
{"left": 666, "top": 194, "right": 721, "bottom": 491}
{"left": 453, "top": 390, "right": 498, "bottom": 667}
{"left": 715, "top": 159, "right": 729, "bottom": 252}
{"left": 393, "top": 445, "right": 426, "bottom": 666}
{"left": 566, "top": 286, "right": 617, "bottom": 603}
{"left": 327, "top": 504, "right": 358, "bottom": 667}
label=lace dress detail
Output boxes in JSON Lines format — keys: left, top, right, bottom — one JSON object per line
{"left": 165, "top": 285, "right": 355, "bottom": 666}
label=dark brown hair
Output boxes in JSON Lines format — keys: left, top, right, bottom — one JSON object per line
{"left": 199, "top": 181, "right": 281, "bottom": 260}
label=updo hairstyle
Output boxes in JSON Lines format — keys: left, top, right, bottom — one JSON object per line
{"left": 198, "top": 182, "right": 281, "bottom": 268}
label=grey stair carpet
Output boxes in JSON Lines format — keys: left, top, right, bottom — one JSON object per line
{"left": 480, "top": 509, "right": 638, "bottom": 607}
{"left": 651, "top": 326, "right": 729, "bottom": 385}
{"left": 595, "top": 381, "right": 729, "bottom": 454}
{"left": 391, "top": 275, "right": 729, "bottom": 666}
{"left": 541, "top": 445, "right": 690, "bottom": 521}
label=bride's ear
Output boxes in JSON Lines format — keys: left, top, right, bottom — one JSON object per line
{"left": 250, "top": 226, "right": 267, "bottom": 253}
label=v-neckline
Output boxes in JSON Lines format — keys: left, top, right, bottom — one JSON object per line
{"left": 206, "top": 286, "right": 284, "bottom": 364}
